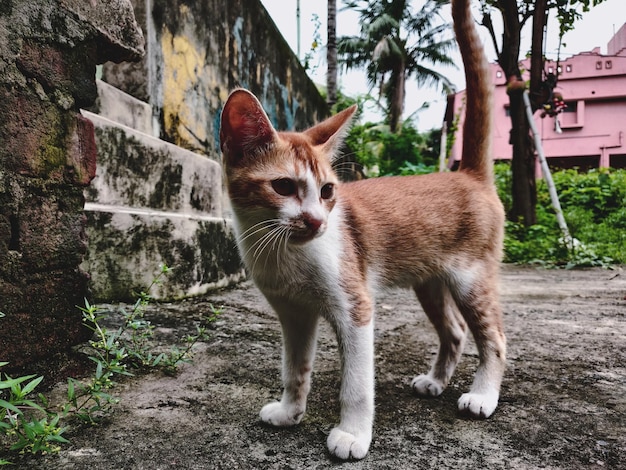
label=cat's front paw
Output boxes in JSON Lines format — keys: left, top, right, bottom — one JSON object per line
{"left": 411, "top": 374, "right": 444, "bottom": 397}
{"left": 259, "top": 401, "right": 304, "bottom": 427}
{"left": 458, "top": 390, "right": 498, "bottom": 419}
{"left": 327, "top": 427, "right": 371, "bottom": 460}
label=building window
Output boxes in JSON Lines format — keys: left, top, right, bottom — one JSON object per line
{"left": 606, "top": 60, "right": 612, "bottom": 69}
{"left": 596, "top": 61, "right": 602, "bottom": 70}
{"left": 559, "top": 100, "right": 584, "bottom": 129}
{"left": 566, "top": 64, "right": 572, "bottom": 73}
{"left": 563, "top": 101, "right": 577, "bottom": 113}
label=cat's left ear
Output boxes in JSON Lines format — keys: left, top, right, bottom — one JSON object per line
{"left": 304, "top": 105, "right": 357, "bottom": 161}
{"left": 220, "top": 89, "right": 277, "bottom": 166}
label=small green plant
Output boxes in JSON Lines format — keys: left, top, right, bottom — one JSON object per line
{"left": 64, "top": 297, "right": 129, "bottom": 424}
{"left": 1, "top": 264, "right": 222, "bottom": 459}
{"left": 66, "top": 264, "right": 219, "bottom": 422}
{"left": 0, "top": 363, "right": 69, "bottom": 458}
{"left": 302, "top": 13, "right": 322, "bottom": 73}
{"left": 155, "top": 303, "right": 221, "bottom": 375}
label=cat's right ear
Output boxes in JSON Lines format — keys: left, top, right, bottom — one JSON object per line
{"left": 219, "top": 89, "right": 277, "bottom": 165}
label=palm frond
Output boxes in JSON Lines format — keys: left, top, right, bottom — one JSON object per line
{"left": 339, "top": 0, "right": 458, "bottom": 128}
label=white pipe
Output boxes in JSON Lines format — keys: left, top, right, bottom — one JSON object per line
{"left": 522, "top": 90, "right": 573, "bottom": 249}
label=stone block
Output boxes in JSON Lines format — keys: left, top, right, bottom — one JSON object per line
{"left": 92, "top": 79, "right": 154, "bottom": 135}
{"left": 83, "top": 207, "right": 244, "bottom": 301}
{"left": 0, "top": 0, "right": 145, "bottom": 370}
{"left": 59, "top": 0, "right": 145, "bottom": 63}
{"left": 0, "top": 269, "right": 91, "bottom": 369}
{"left": 16, "top": 40, "right": 98, "bottom": 108}
{"left": 0, "top": 85, "right": 97, "bottom": 185}
{"left": 83, "top": 110, "right": 223, "bottom": 216}
{"left": 68, "top": 113, "right": 98, "bottom": 186}
{"left": 18, "top": 191, "right": 87, "bottom": 272}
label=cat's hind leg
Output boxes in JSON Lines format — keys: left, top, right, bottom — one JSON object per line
{"left": 412, "top": 280, "right": 468, "bottom": 397}
{"left": 260, "top": 304, "right": 319, "bottom": 427}
{"left": 451, "top": 269, "right": 506, "bottom": 419}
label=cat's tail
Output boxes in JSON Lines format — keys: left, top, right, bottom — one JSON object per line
{"left": 452, "top": 0, "right": 494, "bottom": 185}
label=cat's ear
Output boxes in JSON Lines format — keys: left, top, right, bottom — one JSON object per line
{"left": 304, "top": 104, "right": 357, "bottom": 161}
{"left": 220, "top": 89, "right": 277, "bottom": 165}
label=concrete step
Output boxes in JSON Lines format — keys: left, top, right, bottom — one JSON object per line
{"left": 81, "top": 92, "right": 242, "bottom": 301}
{"left": 82, "top": 204, "right": 244, "bottom": 301}
{"left": 83, "top": 110, "right": 225, "bottom": 217}
{"left": 93, "top": 79, "right": 155, "bottom": 136}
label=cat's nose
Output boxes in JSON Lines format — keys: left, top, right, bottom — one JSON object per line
{"left": 303, "top": 214, "right": 323, "bottom": 232}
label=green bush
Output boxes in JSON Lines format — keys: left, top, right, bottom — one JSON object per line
{"left": 496, "top": 164, "right": 625, "bottom": 267}
{"left": 344, "top": 121, "right": 438, "bottom": 177}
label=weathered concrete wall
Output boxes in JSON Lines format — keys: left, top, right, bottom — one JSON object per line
{"left": 102, "top": 0, "right": 329, "bottom": 159}
{"left": 0, "top": 0, "right": 144, "bottom": 369}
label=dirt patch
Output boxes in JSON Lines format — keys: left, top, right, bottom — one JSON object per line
{"left": 4, "top": 265, "right": 625, "bottom": 469}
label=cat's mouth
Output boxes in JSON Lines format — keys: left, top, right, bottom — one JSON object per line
{"left": 289, "top": 227, "right": 325, "bottom": 244}
{"left": 287, "top": 215, "right": 326, "bottom": 244}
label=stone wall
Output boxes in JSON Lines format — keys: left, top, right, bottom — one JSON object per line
{"left": 102, "top": 0, "right": 329, "bottom": 159}
{"left": 0, "top": 0, "right": 144, "bottom": 369}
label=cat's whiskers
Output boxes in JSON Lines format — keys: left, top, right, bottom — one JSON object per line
{"left": 331, "top": 158, "right": 365, "bottom": 180}
{"left": 264, "top": 225, "right": 291, "bottom": 273}
{"left": 238, "top": 219, "right": 281, "bottom": 244}
{"left": 245, "top": 223, "right": 291, "bottom": 273}
{"left": 239, "top": 220, "right": 281, "bottom": 267}
{"left": 252, "top": 226, "right": 280, "bottom": 259}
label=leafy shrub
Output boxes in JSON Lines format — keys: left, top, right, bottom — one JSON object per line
{"left": 397, "top": 161, "right": 438, "bottom": 175}
{"left": 344, "top": 121, "right": 438, "bottom": 176}
{"left": 497, "top": 164, "right": 625, "bottom": 266}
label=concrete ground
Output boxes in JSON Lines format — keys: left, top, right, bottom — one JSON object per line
{"left": 5, "top": 265, "right": 625, "bottom": 469}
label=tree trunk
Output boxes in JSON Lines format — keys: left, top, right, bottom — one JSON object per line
{"left": 326, "top": 0, "right": 337, "bottom": 107}
{"left": 485, "top": 0, "right": 537, "bottom": 226}
{"left": 529, "top": 0, "right": 548, "bottom": 109}
{"left": 389, "top": 63, "right": 405, "bottom": 133}
{"left": 508, "top": 90, "right": 537, "bottom": 225}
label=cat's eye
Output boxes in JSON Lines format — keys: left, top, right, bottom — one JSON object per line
{"left": 320, "top": 183, "right": 335, "bottom": 200}
{"left": 271, "top": 178, "right": 296, "bottom": 196}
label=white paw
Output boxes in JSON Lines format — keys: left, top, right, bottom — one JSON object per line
{"left": 411, "top": 374, "right": 444, "bottom": 397}
{"left": 327, "top": 427, "right": 371, "bottom": 460}
{"left": 259, "top": 401, "right": 304, "bottom": 427}
{"left": 458, "top": 391, "right": 499, "bottom": 418}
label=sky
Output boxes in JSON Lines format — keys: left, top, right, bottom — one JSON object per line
{"left": 260, "top": 0, "right": 626, "bottom": 131}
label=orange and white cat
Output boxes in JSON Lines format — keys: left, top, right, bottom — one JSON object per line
{"left": 219, "top": 0, "right": 505, "bottom": 460}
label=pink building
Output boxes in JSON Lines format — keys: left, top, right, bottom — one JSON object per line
{"left": 446, "top": 23, "right": 626, "bottom": 171}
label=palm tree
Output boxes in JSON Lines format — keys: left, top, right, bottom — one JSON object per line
{"left": 338, "top": 0, "right": 456, "bottom": 132}
{"left": 327, "top": 0, "right": 338, "bottom": 107}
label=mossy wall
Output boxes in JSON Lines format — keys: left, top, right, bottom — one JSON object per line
{"left": 0, "top": 0, "right": 144, "bottom": 369}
